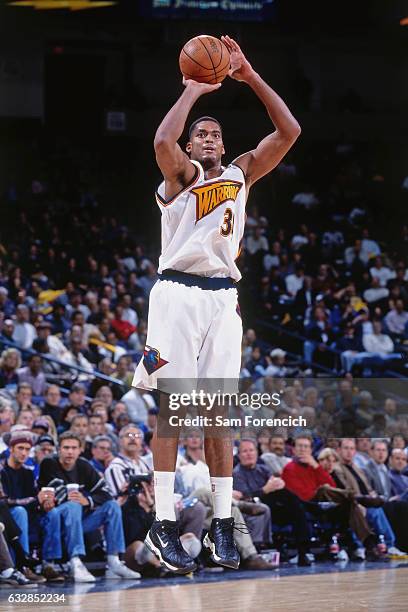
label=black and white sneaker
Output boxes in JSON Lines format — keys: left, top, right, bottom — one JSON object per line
{"left": 203, "top": 517, "right": 240, "bottom": 569}
{"left": 145, "top": 519, "right": 197, "bottom": 575}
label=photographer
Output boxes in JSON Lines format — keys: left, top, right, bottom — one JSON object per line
{"left": 105, "top": 425, "right": 205, "bottom": 573}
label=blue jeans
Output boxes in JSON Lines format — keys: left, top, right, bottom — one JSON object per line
{"left": 353, "top": 507, "right": 396, "bottom": 548}
{"left": 10, "top": 507, "right": 29, "bottom": 554}
{"left": 41, "top": 500, "right": 125, "bottom": 561}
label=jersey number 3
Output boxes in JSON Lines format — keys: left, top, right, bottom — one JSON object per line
{"left": 220, "top": 208, "right": 234, "bottom": 237}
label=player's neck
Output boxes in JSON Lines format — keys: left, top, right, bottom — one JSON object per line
{"left": 203, "top": 164, "right": 224, "bottom": 180}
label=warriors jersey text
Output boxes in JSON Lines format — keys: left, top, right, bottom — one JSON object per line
{"left": 156, "top": 160, "right": 246, "bottom": 281}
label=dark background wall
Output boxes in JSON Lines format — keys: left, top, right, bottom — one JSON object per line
{"left": 0, "top": 1, "right": 406, "bottom": 232}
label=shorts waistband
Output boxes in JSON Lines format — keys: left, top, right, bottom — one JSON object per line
{"left": 159, "top": 269, "right": 235, "bottom": 290}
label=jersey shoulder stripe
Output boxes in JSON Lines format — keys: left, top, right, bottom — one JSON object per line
{"left": 155, "top": 160, "right": 202, "bottom": 208}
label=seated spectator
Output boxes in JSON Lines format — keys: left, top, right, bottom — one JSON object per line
{"left": 369, "top": 256, "right": 395, "bottom": 288}
{"left": 121, "top": 388, "right": 156, "bottom": 426}
{"left": 0, "top": 431, "right": 46, "bottom": 582}
{"left": 353, "top": 437, "right": 372, "bottom": 470}
{"left": 105, "top": 425, "right": 204, "bottom": 573}
{"left": 63, "top": 338, "right": 94, "bottom": 381}
{"left": 0, "top": 348, "right": 21, "bottom": 394}
{"left": 17, "top": 355, "right": 47, "bottom": 398}
{"left": 16, "top": 410, "right": 35, "bottom": 431}
{"left": 260, "top": 434, "right": 291, "bottom": 475}
{"left": 291, "top": 186, "right": 319, "bottom": 210}
{"left": 349, "top": 321, "right": 402, "bottom": 374}
{"left": 282, "top": 435, "right": 335, "bottom": 500}
{"left": 12, "top": 383, "right": 35, "bottom": 415}
{"left": 363, "top": 277, "right": 389, "bottom": 305}
{"left": 0, "top": 319, "right": 16, "bottom": 345}
{"left": 331, "top": 438, "right": 405, "bottom": 558}
{"left": 36, "top": 321, "right": 70, "bottom": 362}
{"left": 363, "top": 440, "right": 408, "bottom": 552}
{"left": 12, "top": 305, "right": 36, "bottom": 350}
{"left": 388, "top": 449, "right": 408, "bottom": 500}
{"left": 390, "top": 434, "right": 407, "bottom": 452}
{"left": 38, "top": 431, "right": 140, "bottom": 581}
{"left": 384, "top": 299, "right": 408, "bottom": 339}
{"left": 0, "top": 405, "right": 15, "bottom": 454}
{"left": 112, "top": 355, "right": 133, "bottom": 391}
{"left": 303, "top": 306, "right": 335, "bottom": 366}
{"left": 42, "top": 385, "right": 63, "bottom": 427}
{"left": 33, "top": 435, "right": 56, "bottom": 478}
{"left": 233, "top": 438, "right": 312, "bottom": 566}
{"left": 89, "top": 435, "right": 115, "bottom": 474}
{"left": 69, "top": 414, "right": 91, "bottom": 458}
{"left": 65, "top": 383, "right": 87, "bottom": 415}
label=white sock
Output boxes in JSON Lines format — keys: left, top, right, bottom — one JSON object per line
{"left": 210, "top": 476, "right": 233, "bottom": 519}
{"left": 1, "top": 568, "right": 13, "bottom": 578}
{"left": 107, "top": 554, "right": 120, "bottom": 568}
{"left": 154, "top": 471, "right": 176, "bottom": 521}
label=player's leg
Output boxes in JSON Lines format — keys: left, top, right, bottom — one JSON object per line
{"left": 198, "top": 288, "right": 242, "bottom": 568}
{"left": 135, "top": 280, "right": 201, "bottom": 574}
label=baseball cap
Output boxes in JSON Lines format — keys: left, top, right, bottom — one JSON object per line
{"left": 270, "top": 348, "right": 286, "bottom": 359}
{"left": 32, "top": 418, "right": 50, "bottom": 432}
{"left": 37, "top": 434, "right": 55, "bottom": 446}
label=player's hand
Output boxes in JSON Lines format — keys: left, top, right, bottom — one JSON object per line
{"left": 182, "top": 77, "right": 221, "bottom": 95}
{"left": 221, "top": 35, "right": 255, "bottom": 83}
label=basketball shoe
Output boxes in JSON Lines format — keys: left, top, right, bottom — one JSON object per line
{"left": 145, "top": 519, "right": 197, "bottom": 574}
{"left": 203, "top": 517, "right": 240, "bottom": 569}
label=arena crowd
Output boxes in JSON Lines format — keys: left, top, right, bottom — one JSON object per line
{"left": 0, "top": 137, "right": 407, "bottom": 584}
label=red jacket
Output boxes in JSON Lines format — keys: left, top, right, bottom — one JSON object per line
{"left": 282, "top": 459, "right": 336, "bottom": 501}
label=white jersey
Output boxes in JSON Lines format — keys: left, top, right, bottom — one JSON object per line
{"left": 156, "top": 160, "right": 246, "bottom": 282}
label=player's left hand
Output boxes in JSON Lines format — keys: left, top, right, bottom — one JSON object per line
{"left": 221, "top": 35, "right": 255, "bottom": 83}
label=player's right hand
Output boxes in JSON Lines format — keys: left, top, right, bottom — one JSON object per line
{"left": 182, "top": 77, "right": 222, "bottom": 95}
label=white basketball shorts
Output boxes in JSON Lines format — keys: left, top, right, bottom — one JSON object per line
{"left": 132, "top": 278, "right": 243, "bottom": 391}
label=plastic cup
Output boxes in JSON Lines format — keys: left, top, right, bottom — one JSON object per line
{"left": 66, "top": 483, "right": 80, "bottom": 493}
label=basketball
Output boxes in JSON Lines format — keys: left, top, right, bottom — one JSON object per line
{"left": 179, "top": 35, "right": 230, "bottom": 84}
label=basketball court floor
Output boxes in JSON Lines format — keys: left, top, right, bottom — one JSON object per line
{"left": 1, "top": 560, "right": 407, "bottom": 612}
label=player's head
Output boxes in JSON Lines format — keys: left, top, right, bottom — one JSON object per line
{"left": 186, "top": 116, "right": 224, "bottom": 168}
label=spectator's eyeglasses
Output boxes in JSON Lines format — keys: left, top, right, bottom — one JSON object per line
{"left": 121, "top": 432, "right": 142, "bottom": 439}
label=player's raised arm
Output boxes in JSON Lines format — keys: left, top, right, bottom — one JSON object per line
{"left": 222, "top": 35, "right": 301, "bottom": 189}
{"left": 154, "top": 79, "right": 221, "bottom": 195}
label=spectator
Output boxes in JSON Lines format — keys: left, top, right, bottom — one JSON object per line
{"left": 245, "top": 226, "right": 269, "bottom": 256}
{"left": 89, "top": 435, "right": 114, "bottom": 474}
{"left": 233, "top": 439, "right": 312, "bottom": 566}
{"left": 285, "top": 265, "right": 305, "bottom": 297}
{"left": 112, "top": 355, "right": 133, "bottom": 390}
{"left": 17, "top": 355, "right": 47, "bottom": 397}
{"left": 363, "top": 440, "right": 408, "bottom": 552}
{"left": 331, "top": 438, "right": 405, "bottom": 558}
{"left": 388, "top": 449, "right": 408, "bottom": 500}
{"left": 354, "top": 438, "right": 372, "bottom": 470}
{"left": 42, "top": 385, "right": 62, "bottom": 427}
{"left": 384, "top": 299, "right": 408, "bottom": 338}
{"left": 0, "top": 406, "right": 15, "bottom": 453}
{"left": 38, "top": 431, "right": 140, "bottom": 581}
{"left": 0, "top": 319, "right": 16, "bottom": 344}
{"left": 0, "top": 348, "right": 21, "bottom": 393}
{"left": 0, "top": 431, "right": 46, "bottom": 582}
{"left": 282, "top": 435, "right": 335, "bottom": 501}
{"left": 12, "top": 306, "right": 36, "bottom": 350}
{"left": 369, "top": 257, "right": 395, "bottom": 288}
{"left": 260, "top": 434, "right": 291, "bottom": 475}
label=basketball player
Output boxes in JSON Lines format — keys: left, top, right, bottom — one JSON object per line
{"left": 132, "top": 35, "right": 301, "bottom": 573}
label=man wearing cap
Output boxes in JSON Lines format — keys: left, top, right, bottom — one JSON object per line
{"left": 36, "top": 322, "right": 69, "bottom": 362}
{"left": 265, "top": 349, "right": 289, "bottom": 378}
{"left": 33, "top": 435, "right": 56, "bottom": 479}
{"left": 0, "top": 431, "right": 45, "bottom": 581}
{"left": 17, "top": 355, "right": 47, "bottom": 397}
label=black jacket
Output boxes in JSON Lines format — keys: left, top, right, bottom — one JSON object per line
{"left": 38, "top": 456, "right": 112, "bottom": 512}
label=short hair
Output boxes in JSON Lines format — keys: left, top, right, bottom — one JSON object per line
{"left": 59, "top": 431, "right": 82, "bottom": 446}
{"left": 17, "top": 383, "right": 32, "bottom": 393}
{"left": 71, "top": 414, "right": 88, "bottom": 426}
{"left": 188, "top": 116, "right": 222, "bottom": 140}
{"left": 318, "top": 447, "right": 339, "bottom": 462}
{"left": 371, "top": 439, "right": 388, "bottom": 450}
{"left": 239, "top": 437, "right": 257, "bottom": 451}
{"left": 294, "top": 433, "right": 313, "bottom": 444}
{"left": 92, "top": 435, "right": 112, "bottom": 449}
